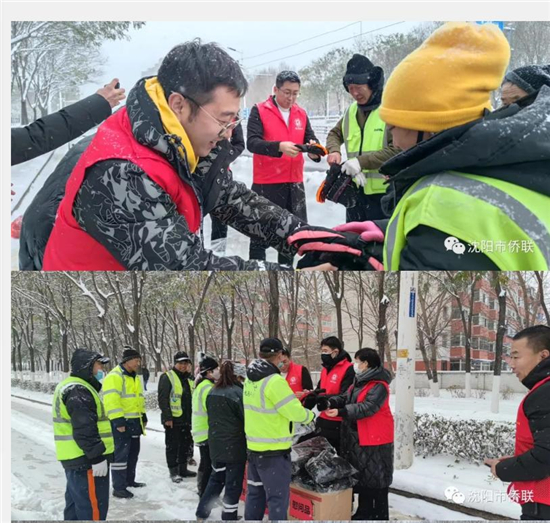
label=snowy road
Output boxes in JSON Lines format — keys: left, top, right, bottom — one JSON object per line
{"left": 11, "top": 394, "right": 491, "bottom": 521}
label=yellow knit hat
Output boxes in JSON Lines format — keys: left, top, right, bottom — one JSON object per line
{"left": 379, "top": 22, "right": 511, "bottom": 132}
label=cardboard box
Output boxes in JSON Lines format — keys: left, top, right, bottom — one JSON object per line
{"left": 288, "top": 482, "right": 353, "bottom": 521}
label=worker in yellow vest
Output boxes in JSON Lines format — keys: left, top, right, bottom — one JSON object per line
{"left": 244, "top": 338, "right": 315, "bottom": 520}
{"left": 102, "top": 347, "right": 147, "bottom": 499}
{"left": 158, "top": 351, "right": 197, "bottom": 482}
{"left": 52, "top": 348, "right": 113, "bottom": 521}
{"left": 325, "top": 54, "right": 400, "bottom": 223}
{"left": 289, "top": 23, "right": 550, "bottom": 271}
{"left": 192, "top": 354, "right": 219, "bottom": 497}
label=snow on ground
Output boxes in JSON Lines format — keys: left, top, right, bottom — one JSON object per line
{"left": 10, "top": 145, "right": 346, "bottom": 269}
{"left": 393, "top": 455, "right": 520, "bottom": 519}
{"left": 11, "top": 385, "right": 523, "bottom": 520}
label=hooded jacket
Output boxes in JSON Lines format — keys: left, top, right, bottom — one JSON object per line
{"left": 330, "top": 365, "right": 394, "bottom": 489}
{"left": 59, "top": 349, "right": 113, "bottom": 470}
{"left": 39, "top": 77, "right": 303, "bottom": 271}
{"left": 378, "top": 86, "right": 550, "bottom": 270}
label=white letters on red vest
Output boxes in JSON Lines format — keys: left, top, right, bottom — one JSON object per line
{"left": 253, "top": 97, "right": 307, "bottom": 184}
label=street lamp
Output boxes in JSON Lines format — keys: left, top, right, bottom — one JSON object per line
{"left": 228, "top": 46, "right": 247, "bottom": 112}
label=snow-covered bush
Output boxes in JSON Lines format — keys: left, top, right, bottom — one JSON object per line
{"left": 414, "top": 413, "right": 515, "bottom": 463}
{"left": 12, "top": 378, "right": 56, "bottom": 394}
{"left": 415, "top": 388, "right": 431, "bottom": 398}
{"left": 448, "top": 385, "right": 466, "bottom": 399}
{"left": 472, "top": 389, "right": 487, "bottom": 400}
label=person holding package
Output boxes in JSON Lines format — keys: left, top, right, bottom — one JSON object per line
{"left": 318, "top": 347, "right": 394, "bottom": 520}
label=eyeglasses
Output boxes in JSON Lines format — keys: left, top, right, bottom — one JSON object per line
{"left": 279, "top": 89, "right": 300, "bottom": 98}
{"left": 183, "top": 94, "right": 242, "bottom": 138}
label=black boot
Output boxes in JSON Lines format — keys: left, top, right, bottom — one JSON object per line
{"left": 128, "top": 481, "right": 146, "bottom": 488}
{"left": 170, "top": 466, "right": 183, "bottom": 483}
{"left": 179, "top": 463, "right": 197, "bottom": 478}
{"left": 113, "top": 489, "right": 134, "bottom": 499}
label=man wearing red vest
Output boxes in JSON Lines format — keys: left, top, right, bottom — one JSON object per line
{"left": 247, "top": 71, "right": 321, "bottom": 265}
{"left": 485, "top": 325, "right": 550, "bottom": 521}
{"left": 280, "top": 348, "right": 314, "bottom": 400}
{"left": 309, "top": 336, "right": 355, "bottom": 452}
{"left": 41, "top": 42, "right": 315, "bottom": 271}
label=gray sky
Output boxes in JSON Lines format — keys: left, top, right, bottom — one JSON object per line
{"left": 83, "top": 21, "right": 419, "bottom": 96}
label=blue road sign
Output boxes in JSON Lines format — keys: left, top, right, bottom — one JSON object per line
{"left": 409, "top": 288, "right": 416, "bottom": 318}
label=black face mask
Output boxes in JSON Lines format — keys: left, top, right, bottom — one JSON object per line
{"left": 321, "top": 353, "right": 334, "bottom": 366}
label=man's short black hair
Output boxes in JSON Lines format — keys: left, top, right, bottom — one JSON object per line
{"left": 320, "top": 336, "right": 342, "bottom": 352}
{"left": 513, "top": 325, "right": 550, "bottom": 354}
{"left": 275, "top": 70, "right": 301, "bottom": 89}
{"left": 281, "top": 348, "right": 291, "bottom": 357}
{"left": 158, "top": 39, "right": 248, "bottom": 116}
{"left": 355, "top": 347, "right": 381, "bottom": 368}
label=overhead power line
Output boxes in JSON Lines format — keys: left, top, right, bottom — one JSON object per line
{"left": 249, "top": 21, "right": 405, "bottom": 71}
{"left": 243, "top": 22, "right": 359, "bottom": 61}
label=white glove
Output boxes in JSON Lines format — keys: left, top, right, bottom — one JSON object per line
{"left": 341, "top": 158, "right": 362, "bottom": 176}
{"left": 92, "top": 460, "right": 108, "bottom": 477}
{"left": 341, "top": 158, "right": 366, "bottom": 187}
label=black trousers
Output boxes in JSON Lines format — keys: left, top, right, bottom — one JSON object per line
{"left": 521, "top": 502, "right": 550, "bottom": 520}
{"left": 346, "top": 193, "right": 385, "bottom": 223}
{"left": 196, "top": 461, "right": 246, "bottom": 520}
{"left": 211, "top": 216, "right": 228, "bottom": 243}
{"left": 354, "top": 486, "right": 389, "bottom": 520}
{"left": 111, "top": 431, "right": 140, "bottom": 491}
{"left": 249, "top": 182, "right": 307, "bottom": 265}
{"left": 197, "top": 443, "right": 212, "bottom": 497}
{"left": 165, "top": 422, "right": 192, "bottom": 470}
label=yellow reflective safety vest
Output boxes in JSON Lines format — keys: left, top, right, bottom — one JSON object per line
{"left": 243, "top": 367, "right": 315, "bottom": 452}
{"left": 384, "top": 171, "right": 550, "bottom": 270}
{"left": 165, "top": 369, "right": 194, "bottom": 418}
{"left": 52, "top": 376, "right": 114, "bottom": 461}
{"left": 192, "top": 379, "right": 213, "bottom": 443}
{"left": 343, "top": 103, "right": 387, "bottom": 196}
{"left": 102, "top": 365, "right": 146, "bottom": 425}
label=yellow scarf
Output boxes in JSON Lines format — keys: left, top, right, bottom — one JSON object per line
{"left": 144, "top": 77, "right": 198, "bottom": 173}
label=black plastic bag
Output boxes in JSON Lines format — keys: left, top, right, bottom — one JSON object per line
{"left": 293, "top": 469, "right": 358, "bottom": 493}
{"left": 291, "top": 436, "right": 335, "bottom": 477}
{"left": 305, "top": 449, "right": 358, "bottom": 485}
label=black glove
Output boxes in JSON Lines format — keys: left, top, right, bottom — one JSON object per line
{"left": 302, "top": 393, "right": 317, "bottom": 410}
{"left": 316, "top": 164, "right": 361, "bottom": 207}
{"left": 294, "top": 143, "right": 328, "bottom": 157}
{"left": 316, "top": 396, "right": 330, "bottom": 412}
{"left": 297, "top": 250, "right": 381, "bottom": 271}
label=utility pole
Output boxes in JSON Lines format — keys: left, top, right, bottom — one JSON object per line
{"left": 394, "top": 271, "right": 418, "bottom": 469}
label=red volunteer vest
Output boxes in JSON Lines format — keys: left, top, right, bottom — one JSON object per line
{"left": 356, "top": 380, "right": 394, "bottom": 446}
{"left": 508, "top": 376, "right": 550, "bottom": 505}
{"left": 285, "top": 361, "right": 304, "bottom": 393}
{"left": 253, "top": 97, "right": 307, "bottom": 184}
{"left": 319, "top": 359, "right": 353, "bottom": 422}
{"left": 43, "top": 108, "right": 200, "bottom": 271}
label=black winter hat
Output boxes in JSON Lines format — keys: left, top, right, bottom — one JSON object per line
{"left": 259, "top": 337, "right": 284, "bottom": 354}
{"left": 343, "top": 53, "right": 384, "bottom": 92}
{"left": 121, "top": 346, "right": 141, "bottom": 364}
{"left": 504, "top": 64, "right": 550, "bottom": 95}
{"left": 174, "top": 351, "right": 191, "bottom": 364}
{"left": 199, "top": 355, "right": 219, "bottom": 373}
